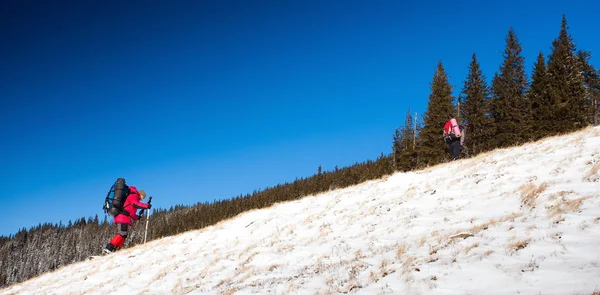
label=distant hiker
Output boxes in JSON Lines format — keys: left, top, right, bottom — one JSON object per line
{"left": 443, "top": 116, "right": 464, "bottom": 161}
{"left": 103, "top": 186, "right": 151, "bottom": 254}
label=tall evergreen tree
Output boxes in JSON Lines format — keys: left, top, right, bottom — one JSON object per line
{"left": 528, "top": 52, "right": 554, "bottom": 139}
{"left": 546, "top": 15, "right": 587, "bottom": 132}
{"left": 491, "top": 28, "right": 529, "bottom": 148}
{"left": 418, "top": 61, "right": 455, "bottom": 166}
{"left": 459, "top": 53, "right": 493, "bottom": 156}
{"left": 392, "top": 127, "right": 402, "bottom": 170}
{"left": 393, "top": 109, "right": 417, "bottom": 171}
{"left": 577, "top": 50, "right": 600, "bottom": 125}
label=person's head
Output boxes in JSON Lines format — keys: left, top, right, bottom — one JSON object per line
{"left": 139, "top": 190, "right": 147, "bottom": 200}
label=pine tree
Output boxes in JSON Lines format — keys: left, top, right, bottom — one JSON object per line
{"left": 529, "top": 52, "right": 553, "bottom": 139}
{"left": 392, "top": 128, "right": 402, "bottom": 170}
{"left": 393, "top": 109, "right": 417, "bottom": 171}
{"left": 418, "top": 61, "right": 455, "bottom": 166}
{"left": 546, "top": 15, "right": 587, "bottom": 132}
{"left": 577, "top": 50, "right": 600, "bottom": 125}
{"left": 491, "top": 28, "right": 529, "bottom": 148}
{"left": 459, "top": 53, "right": 493, "bottom": 156}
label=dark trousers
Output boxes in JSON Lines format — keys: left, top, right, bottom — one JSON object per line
{"left": 105, "top": 223, "right": 129, "bottom": 251}
{"left": 449, "top": 140, "right": 462, "bottom": 160}
{"left": 116, "top": 223, "right": 129, "bottom": 238}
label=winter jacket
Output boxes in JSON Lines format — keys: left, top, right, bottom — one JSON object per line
{"left": 114, "top": 186, "right": 150, "bottom": 225}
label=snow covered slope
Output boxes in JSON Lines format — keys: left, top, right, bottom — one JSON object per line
{"left": 3, "top": 127, "right": 600, "bottom": 295}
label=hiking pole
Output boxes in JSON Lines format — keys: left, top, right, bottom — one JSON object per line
{"left": 144, "top": 196, "right": 153, "bottom": 243}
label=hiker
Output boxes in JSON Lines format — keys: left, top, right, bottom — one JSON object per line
{"left": 443, "top": 116, "right": 464, "bottom": 161}
{"left": 103, "top": 186, "right": 151, "bottom": 253}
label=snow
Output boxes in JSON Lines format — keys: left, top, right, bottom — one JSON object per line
{"left": 2, "top": 127, "right": 600, "bottom": 295}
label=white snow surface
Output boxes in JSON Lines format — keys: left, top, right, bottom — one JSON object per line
{"left": 3, "top": 127, "right": 600, "bottom": 295}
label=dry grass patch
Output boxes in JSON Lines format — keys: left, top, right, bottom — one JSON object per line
{"left": 395, "top": 243, "right": 408, "bottom": 260}
{"left": 476, "top": 212, "right": 522, "bottom": 231}
{"left": 584, "top": 162, "right": 600, "bottom": 182}
{"left": 465, "top": 242, "right": 480, "bottom": 254}
{"left": 151, "top": 268, "right": 169, "bottom": 281}
{"left": 238, "top": 245, "right": 255, "bottom": 259}
{"left": 379, "top": 259, "right": 391, "bottom": 275}
{"left": 220, "top": 287, "right": 240, "bottom": 295}
{"left": 368, "top": 270, "right": 378, "bottom": 283}
{"left": 235, "top": 267, "right": 255, "bottom": 283}
{"left": 425, "top": 213, "right": 522, "bottom": 255}
{"left": 548, "top": 190, "right": 574, "bottom": 201}
{"left": 241, "top": 251, "right": 258, "bottom": 265}
{"left": 401, "top": 256, "right": 416, "bottom": 275}
{"left": 449, "top": 232, "right": 474, "bottom": 241}
{"left": 355, "top": 249, "right": 367, "bottom": 259}
{"left": 548, "top": 195, "right": 593, "bottom": 218}
{"left": 426, "top": 255, "right": 439, "bottom": 263}
{"left": 506, "top": 238, "right": 531, "bottom": 255}
{"left": 519, "top": 182, "right": 549, "bottom": 208}
{"left": 428, "top": 244, "right": 439, "bottom": 255}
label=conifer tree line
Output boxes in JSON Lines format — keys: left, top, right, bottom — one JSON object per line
{"left": 393, "top": 15, "right": 600, "bottom": 170}
{"left": 0, "top": 15, "right": 598, "bottom": 289}
{"left": 0, "top": 155, "right": 394, "bottom": 288}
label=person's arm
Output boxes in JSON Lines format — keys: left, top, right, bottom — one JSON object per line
{"left": 133, "top": 201, "right": 149, "bottom": 210}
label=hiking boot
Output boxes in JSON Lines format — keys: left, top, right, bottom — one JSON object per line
{"left": 103, "top": 243, "right": 116, "bottom": 254}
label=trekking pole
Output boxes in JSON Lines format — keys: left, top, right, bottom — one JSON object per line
{"left": 144, "top": 196, "right": 153, "bottom": 243}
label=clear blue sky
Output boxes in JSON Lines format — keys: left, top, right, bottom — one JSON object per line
{"left": 1, "top": 0, "right": 598, "bottom": 237}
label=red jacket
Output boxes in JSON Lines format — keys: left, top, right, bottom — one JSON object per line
{"left": 114, "top": 186, "right": 150, "bottom": 225}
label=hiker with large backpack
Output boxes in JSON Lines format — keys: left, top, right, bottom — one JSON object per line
{"left": 443, "top": 116, "right": 465, "bottom": 161}
{"left": 103, "top": 178, "right": 151, "bottom": 254}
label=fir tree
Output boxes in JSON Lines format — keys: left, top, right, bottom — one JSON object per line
{"left": 528, "top": 52, "right": 553, "bottom": 139}
{"left": 546, "top": 15, "right": 587, "bottom": 132}
{"left": 491, "top": 28, "right": 529, "bottom": 148}
{"left": 577, "top": 50, "right": 600, "bottom": 125}
{"left": 418, "top": 61, "right": 455, "bottom": 166}
{"left": 459, "top": 53, "right": 493, "bottom": 156}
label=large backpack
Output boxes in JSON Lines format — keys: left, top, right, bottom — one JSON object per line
{"left": 103, "top": 178, "right": 130, "bottom": 217}
{"left": 443, "top": 119, "right": 462, "bottom": 144}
